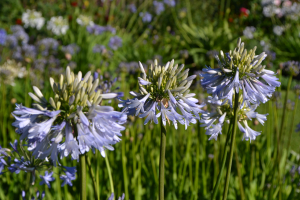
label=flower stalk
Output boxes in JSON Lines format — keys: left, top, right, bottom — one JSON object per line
{"left": 79, "top": 154, "right": 87, "bottom": 200}
{"left": 222, "top": 92, "right": 239, "bottom": 200}
{"left": 159, "top": 117, "right": 167, "bottom": 200}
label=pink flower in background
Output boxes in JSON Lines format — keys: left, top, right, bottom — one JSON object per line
{"left": 273, "top": 0, "right": 281, "bottom": 6}
{"left": 283, "top": 0, "right": 292, "bottom": 7}
{"left": 240, "top": 7, "right": 249, "bottom": 17}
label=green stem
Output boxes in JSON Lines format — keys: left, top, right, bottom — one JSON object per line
{"left": 277, "top": 75, "right": 292, "bottom": 200}
{"left": 235, "top": 150, "right": 245, "bottom": 200}
{"left": 86, "top": 156, "right": 99, "bottom": 200}
{"left": 105, "top": 152, "right": 114, "bottom": 197}
{"left": 222, "top": 92, "right": 239, "bottom": 200}
{"left": 283, "top": 96, "right": 298, "bottom": 176}
{"left": 80, "top": 154, "right": 87, "bottom": 200}
{"left": 211, "top": 123, "right": 232, "bottom": 200}
{"left": 122, "top": 131, "right": 129, "bottom": 200}
{"left": 159, "top": 118, "right": 167, "bottom": 200}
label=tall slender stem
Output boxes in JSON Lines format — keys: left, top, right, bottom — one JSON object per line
{"left": 105, "top": 152, "right": 114, "bottom": 196}
{"left": 277, "top": 74, "right": 292, "bottom": 200}
{"left": 79, "top": 154, "right": 87, "bottom": 200}
{"left": 159, "top": 118, "right": 167, "bottom": 200}
{"left": 86, "top": 156, "right": 99, "bottom": 200}
{"left": 222, "top": 92, "right": 239, "bottom": 200}
{"left": 211, "top": 123, "right": 232, "bottom": 199}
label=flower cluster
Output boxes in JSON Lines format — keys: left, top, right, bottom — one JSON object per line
{"left": 280, "top": 61, "right": 300, "bottom": 76}
{"left": 262, "top": 0, "right": 300, "bottom": 20}
{"left": 119, "top": 59, "right": 205, "bottom": 129}
{"left": 76, "top": 15, "right": 94, "bottom": 27}
{"left": 243, "top": 26, "right": 256, "bottom": 39}
{"left": 12, "top": 67, "right": 127, "bottom": 165}
{"left": 0, "top": 139, "right": 77, "bottom": 188}
{"left": 200, "top": 38, "right": 280, "bottom": 141}
{"left": 22, "top": 190, "right": 45, "bottom": 200}
{"left": 22, "top": 9, "right": 45, "bottom": 30}
{"left": 47, "top": 16, "right": 69, "bottom": 35}
{"left": 0, "top": 60, "right": 27, "bottom": 86}
{"left": 86, "top": 24, "right": 116, "bottom": 35}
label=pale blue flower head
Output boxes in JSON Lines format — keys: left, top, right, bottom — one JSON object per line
{"left": 108, "top": 36, "right": 122, "bottom": 50}
{"left": 119, "top": 59, "right": 204, "bottom": 130}
{"left": 200, "top": 38, "right": 280, "bottom": 106}
{"left": 164, "top": 0, "right": 176, "bottom": 7}
{"left": 22, "top": 190, "right": 45, "bottom": 200}
{"left": 128, "top": 4, "right": 137, "bottom": 13}
{"left": 12, "top": 67, "right": 126, "bottom": 163}
{"left": 0, "top": 29, "right": 6, "bottom": 45}
{"left": 140, "top": 12, "right": 152, "bottom": 23}
{"left": 153, "top": 1, "right": 165, "bottom": 15}
{"left": 39, "top": 171, "right": 55, "bottom": 188}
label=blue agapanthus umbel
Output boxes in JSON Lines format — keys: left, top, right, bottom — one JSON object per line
{"left": 119, "top": 59, "right": 205, "bottom": 129}
{"left": 201, "top": 97, "right": 268, "bottom": 141}
{"left": 200, "top": 38, "right": 281, "bottom": 105}
{"left": 12, "top": 66, "right": 127, "bottom": 165}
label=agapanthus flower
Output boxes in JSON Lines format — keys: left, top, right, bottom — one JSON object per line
{"left": 60, "top": 167, "right": 76, "bottom": 186}
{"left": 11, "top": 25, "right": 29, "bottom": 44}
{"left": 37, "top": 38, "right": 59, "bottom": 56}
{"left": 93, "top": 45, "right": 106, "bottom": 54}
{"left": 243, "top": 26, "right": 256, "bottom": 39}
{"left": 22, "top": 190, "right": 45, "bottom": 200}
{"left": 201, "top": 97, "right": 268, "bottom": 141}
{"left": 108, "top": 193, "right": 125, "bottom": 200}
{"left": 153, "top": 1, "right": 165, "bottom": 15}
{"left": 273, "top": 25, "right": 284, "bottom": 36}
{"left": 164, "top": 0, "right": 176, "bottom": 7}
{"left": 47, "top": 16, "right": 69, "bottom": 36}
{"left": 5, "top": 35, "right": 17, "bottom": 48}
{"left": 127, "top": 4, "right": 137, "bottom": 13}
{"left": 76, "top": 15, "right": 94, "bottom": 27}
{"left": 87, "top": 24, "right": 106, "bottom": 35}
{"left": 12, "top": 67, "right": 126, "bottom": 164}
{"left": 22, "top": 44, "right": 37, "bottom": 61}
{"left": 280, "top": 61, "right": 300, "bottom": 76}
{"left": 22, "top": 9, "right": 45, "bottom": 30}
{"left": 108, "top": 36, "right": 122, "bottom": 50}
{"left": 0, "top": 59, "right": 27, "bottom": 86}
{"left": 139, "top": 12, "right": 152, "bottom": 23}
{"left": 0, "top": 29, "right": 6, "bottom": 45}
{"left": 119, "top": 59, "right": 205, "bottom": 129}
{"left": 39, "top": 171, "right": 55, "bottom": 188}
{"left": 61, "top": 44, "right": 80, "bottom": 55}
{"left": 199, "top": 38, "right": 280, "bottom": 105}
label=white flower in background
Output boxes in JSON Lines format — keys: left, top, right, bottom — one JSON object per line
{"left": 243, "top": 26, "right": 256, "bottom": 39}
{"left": 76, "top": 15, "right": 94, "bottom": 27}
{"left": 22, "top": 9, "right": 45, "bottom": 30}
{"left": 0, "top": 60, "right": 27, "bottom": 86}
{"left": 47, "top": 16, "right": 69, "bottom": 36}
{"left": 273, "top": 25, "right": 284, "bottom": 36}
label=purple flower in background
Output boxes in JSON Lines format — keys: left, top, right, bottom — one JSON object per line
{"left": 139, "top": 12, "right": 152, "bottom": 23}
{"left": 22, "top": 44, "right": 37, "bottom": 61}
{"left": 127, "top": 4, "right": 137, "bottom": 13}
{"left": 60, "top": 171, "right": 76, "bottom": 186}
{"left": 0, "top": 29, "right": 7, "bottom": 45}
{"left": 106, "top": 25, "right": 116, "bottom": 34}
{"left": 33, "top": 58, "right": 47, "bottom": 72}
{"left": 37, "top": 38, "right": 59, "bottom": 56}
{"left": 61, "top": 44, "right": 80, "bottom": 55}
{"left": 153, "top": 1, "right": 165, "bottom": 15}
{"left": 39, "top": 171, "right": 55, "bottom": 188}
{"left": 93, "top": 45, "right": 106, "bottom": 53}
{"left": 5, "top": 35, "right": 17, "bottom": 49}
{"left": 87, "top": 24, "right": 106, "bottom": 35}
{"left": 164, "top": 0, "right": 176, "bottom": 7}
{"left": 108, "top": 36, "right": 122, "bottom": 50}
{"left": 22, "top": 191, "right": 45, "bottom": 200}
{"left": 108, "top": 193, "right": 125, "bottom": 200}
{"left": 12, "top": 46, "right": 23, "bottom": 61}
{"left": 11, "top": 25, "right": 29, "bottom": 44}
